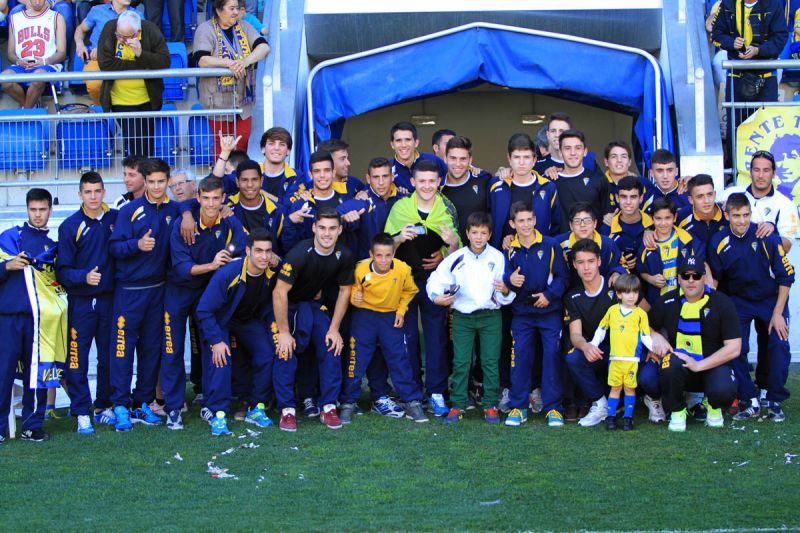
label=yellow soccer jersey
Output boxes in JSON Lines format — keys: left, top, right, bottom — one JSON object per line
{"left": 351, "top": 258, "right": 418, "bottom": 315}
{"left": 597, "top": 304, "right": 651, "bottom": 362}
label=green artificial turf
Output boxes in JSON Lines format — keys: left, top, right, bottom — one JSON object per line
{"left": 1, "top": 370, "right": 799, "bottom": 532}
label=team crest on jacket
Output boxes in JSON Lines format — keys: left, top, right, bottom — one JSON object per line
{"left": 215, "top": 230, "right": 221, "bottom": 239}
{"left": 335, "top": 250, "right": 342, "bottom": 260}
{"left": 704, "top": 308, "right": 710, "bottom": 318}
{"left": 472, "top": 184, "right": 479, "bottom": 195}
{"left": 166, "top": 216, "right": 172, "bottom": 225}
{"left": 537, "top": 250, "right": 543, "bottom": 260}
{"left": 109, "top": 224, "right": 114, "bottom": 232}
{"left": 583, "top": 177, "right": 590, "bottom": 186}
{"left": 751, "top": 242, "right": 758, "bottom": 252}
{"left": 539, "top": 190, "right": 546, "bottom": 199}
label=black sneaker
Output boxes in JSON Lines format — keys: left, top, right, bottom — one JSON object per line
{"left": 622, "top": 416, "right": 634, "bottom": 431}
{"left": 688, "top": 402, "right": 707, "bottom": 422}
{"left": 565, "top": 403, "right": 579, "bottom": 422}
{"left": 606, "top": 416, "right": 617, "bottom": 431}
{"left": 20, "top": 429, "right": 49, "bottom": 442}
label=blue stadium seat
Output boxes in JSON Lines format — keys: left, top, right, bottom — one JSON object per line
{"left": 188, "top": 103, "right": 213, "bottom": 166}
{"left": 163, "top": 42, "right": 188, "bottom": 102}
{"left": 0, "top": 108, "right": 50, "bottom": 171}
{"left": 153, "top": 103, "right": 179, "bottom": 166}
{"left": 161, "top": 0, "right": 197, "bottom": 42}
{"left": 56, "top": 104, "right": 114, "bottom": 169}
{"left": 70, "top": 54, "right": 87, "bottom": 94}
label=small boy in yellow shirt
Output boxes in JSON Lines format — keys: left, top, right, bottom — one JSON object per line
{"left": 590, "top": 274, "right": 653, "bottom": 431}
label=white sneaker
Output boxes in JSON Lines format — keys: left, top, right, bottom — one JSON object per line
{"left": 759, "top": 389, "right": 768, "bottom": 409}
{"left": 528, "top": 388, "right": 543, "bottom": 414}
{"left": 705, "top": 404, "right": 724, "bottom": 428}
{"left": 643, "top": 395, "right": 666, "bottom": 423}
{"left": 76, "top": 415, "right": 94, "bottom": 435}
{"left": 578, "top": 397, "right": 608, "bottom": 427}
{"left": 498, "top": 388, "right": 511, "bottom": 413}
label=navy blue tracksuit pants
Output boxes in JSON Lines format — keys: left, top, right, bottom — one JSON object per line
{"left": 110, "top": 284, "right": 164, "bottom": 408}
{"left": 273, "top": 301, "right": 340, "bottom": 409}
{"left": 0, "top": 313, "right": 46, "bottom": 434}
{"left": 510, "top": 311, "right": 563, "bottom": 413}
{"left": 731, "top": 296, "right": 791, "bottom": 404}
{"left": 64, "top": 294, "right": 112, "bottom": 416}
{"left": 341, "top": 308, "right": 421, "bottom": 404}
{"left": 404, "top": 290, "right": 449, "bottom": 395}
{"left": 203, "top": 319, "right": 275, "bottom": 414}
{"left": 160, "top": 284, "right": 203, "bottom": 413}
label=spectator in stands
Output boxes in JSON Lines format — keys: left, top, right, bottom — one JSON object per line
{"left": 145, "top": 0, "right": 183, "bottom": 42}
{"left": 168, "top": 169, "right": 197, "bottom": 201}
{"left": 113, "top": 155, "right": 147, "bottom": 209}
{"left": 75, "top": 0, "right": 136, "bottom": 104}
{"left": 1, "top": 0, "right": 67, "bottom": 108}
{"left": 237, "top": 0, "right": 268, "bottom": 36}
{"left": 711, "top": 0, "right": 787, "bottom": 127}
{"left": 97, "top": 10, "right": 170, "bottom": 159}
{"left": 193, "top": 0, "right": 270, "bottom": 156}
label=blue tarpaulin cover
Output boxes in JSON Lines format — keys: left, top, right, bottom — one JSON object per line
{"left": 300, "top": 24, "right": 673, "bottom": 174}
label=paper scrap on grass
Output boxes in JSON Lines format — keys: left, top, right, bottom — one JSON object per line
{"left": 735, "top": 460, "right": 751, "bottom": 467}
{"left": 207, "top": 462, "right": 238, "bottom": 480}
{"left": 174, "top": 453, "right": 183, "bottom": 462}
{"left": 240, "top": 442, "right": 260, "bottom": 449}
{"left": 221, "top": 448, "right": 236, "bottom": 456}
{"left": 246, "top": 429, "right": 261, "bottom": 437}
{"left": 479, "top": 500, "right": 502, "bottom": 506}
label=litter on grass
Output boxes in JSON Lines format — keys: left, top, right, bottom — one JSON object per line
{"left": 290, "top": 446, "right": 299, "bottom": 451}
{"left": 174, "top": 453, "right": 183, "bottom": 462}
{"left": 479, "top": 500, "right": 502, "bottom": 506}
{"left": 207, "top": 462, "right": 238, "bottom": 480}
{"left": 735, "top": 460, "right": 751, "bottom": 467}
{"left": 221, "top": 448, "right": 236, "bottom": 456}
{"left": 785, "top": 453, "right": 798, "bottom": 465}
{"left": 246, "top": 429, "right": 261, "bottom": 437}
{"left": 240, "top": 442, "right": 260, "bottom": 449}
{"left": 298, "top": 474, "right": 305, "bottom": 480}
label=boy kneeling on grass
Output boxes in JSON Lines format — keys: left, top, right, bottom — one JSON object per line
{"left": 427, "top": 212, "right": 515, "bottom": 424}
{"left": 339, "top": 233, "right": 427, "bottom": 424}
{"left": 589, "top": 274, "right": 653, "bottom": 431}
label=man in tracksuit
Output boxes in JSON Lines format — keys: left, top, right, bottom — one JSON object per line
{"left": 57, "top": 173, "right": 118, "bottom": 435}
{"left": 109, "top": 158, "right": 181, "bottom": 432}
{"left": 0, "top": 188, "right": 58, "bottom": 443}
{"left": 161, "top": 176, "right": 246, "bottom": 430}
{"left": 195, "top": 227, "right": 278, "bottom": 436}
{"left": 707, "top": 193, "right": 795, "bottom": 422}
{"left": 600, "top": 176, "right": 653, "bottom": 273}
{"left": 272, "top": 208, "right": 355, "bottom": 432}
{"left": 502, "top": 202, "right": 569, "bottom": 427}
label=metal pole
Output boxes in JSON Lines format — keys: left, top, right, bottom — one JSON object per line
{"left": 695, "top": 68, "right": 706, "bottom": 153}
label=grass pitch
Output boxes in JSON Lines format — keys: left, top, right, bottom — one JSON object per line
{"left": 1, "top": 369, "right": 799, "bottom": 532}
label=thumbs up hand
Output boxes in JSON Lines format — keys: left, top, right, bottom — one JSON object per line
{"left": 138, "top": 229, "right": 155, "bottom": 252}
{"left": 509, "top": 266, "right": 525, "bottom": 288}
{"left": 86, "top": 266, "right": 102, "bottom": 286}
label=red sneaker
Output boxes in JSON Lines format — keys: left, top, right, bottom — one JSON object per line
{"left": 320, "top": 408, "right": 343, "bottom": 429}
{"left": 279, "top": 412, "right": 297, "bottom": 432}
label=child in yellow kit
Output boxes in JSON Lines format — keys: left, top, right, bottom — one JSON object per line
{"left": 589, "top": 274, "right": 653, "bottom": 431}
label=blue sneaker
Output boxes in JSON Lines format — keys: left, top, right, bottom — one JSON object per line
{"left": 245, "top": 403, "right": 274, "bottom": 428}
{"left": 76, "top": 415, "right": 95, "bottom": 435}
{"left": 427, "top": 393, "right": 449, "bottom": 417}
{"left": 211, "top": 411, "right": 232, "bottom": 436}
{"left": 733, "top": 399, "right": 760, "bottom": 421}
{"left": 372, "top": 396, "right": 405, "bottom": 418}
{"left": 546, "top": 409, "right": 565, "bottom": 427}
{"left": 131, "top": 402, "right": 164, "bottom": 425}
{"left": 444, "top": 408, "right": 463, "bottom": 424}
{"left": 302, "top": 397, "right": 320, "bottom": 418}
{"left": 504, "top": 408, "right": 527, "bottom": 427}
{"left": 114, "top": 406, "right": 132, "bottom": 432}
{"left": 93, "top": 408, "right": 117, "bottom": 426}
{"left": 767, "top": 402, "right": 785, "bottom": 422}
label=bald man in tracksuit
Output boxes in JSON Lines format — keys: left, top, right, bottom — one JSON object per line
{"left": 707, "top": 194, "right": 795, "bottom": 422}
{"left": 161, "top": 176, "right": 247, "bottom": 429}
{"left": 109, "top": 159, "right": 180, "bottom": 431}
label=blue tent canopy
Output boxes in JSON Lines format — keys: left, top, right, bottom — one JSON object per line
{"left": 300, "top": 23, "right": 673, "bottom": 174}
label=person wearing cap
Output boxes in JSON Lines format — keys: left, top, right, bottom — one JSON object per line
{"left": 649, "top": 255, "right": 741, "bottom": 432}
{"left": 707, "top": 193, "right": 795, "bottom": 423}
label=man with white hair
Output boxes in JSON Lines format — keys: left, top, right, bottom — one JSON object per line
{"left": 169, "top": 169, "right": 197, "bottom": 202}
{"left": 97, "top": 9, "right": 170, "bottom": 158}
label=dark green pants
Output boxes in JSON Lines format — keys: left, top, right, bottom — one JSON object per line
{"left": 450, "top": 309, "right": 502, "bottom": 410}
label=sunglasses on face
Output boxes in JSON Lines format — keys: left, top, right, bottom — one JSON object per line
{"left": 679, "top": 272, "right": 703, "bottom": 281}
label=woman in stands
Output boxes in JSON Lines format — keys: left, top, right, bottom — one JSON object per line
{"left": 193, "top": 0, "right": 270, "bottom": 157}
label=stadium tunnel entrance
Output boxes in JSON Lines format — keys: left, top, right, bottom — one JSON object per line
{"left": 300, "top": 22, "right": 674, "bottom": 176}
